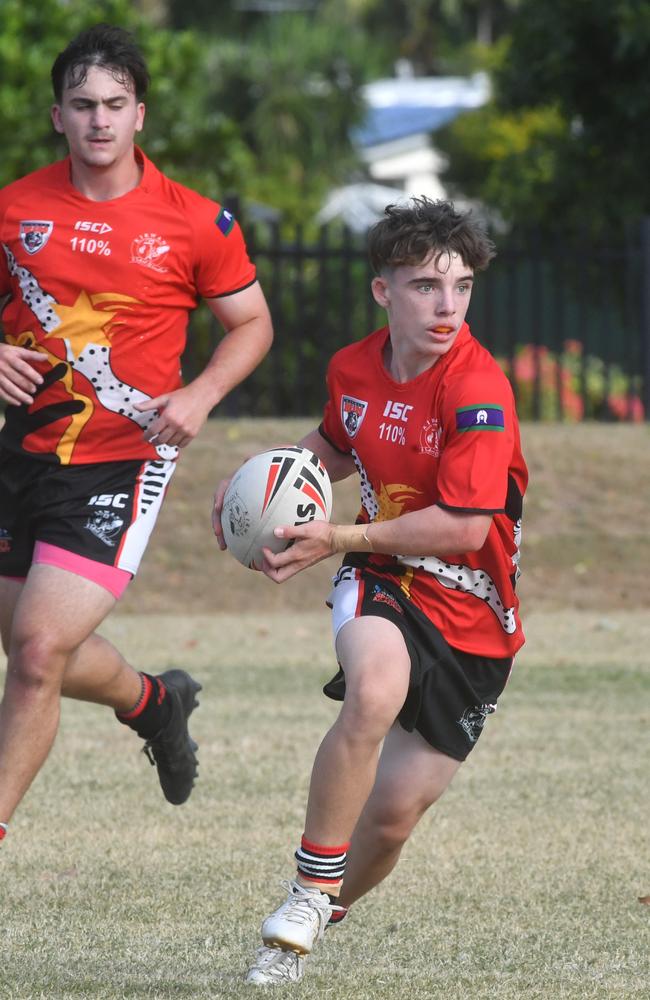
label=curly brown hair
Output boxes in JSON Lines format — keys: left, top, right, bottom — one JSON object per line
{"left": 368, "top": 197, "right": 496, "bottom": 275}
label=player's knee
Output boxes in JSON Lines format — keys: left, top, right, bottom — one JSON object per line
{"left": 340, "top": 673, "right": 406, "bottom": 740}
{"left": 8, "top": 632, "right": 68, "bottom": 690}
{"left": 370, "top": 807, "right": 416, "bottom": 853}
{"left": 366, "top": 792, "right": 433, "bottom": 850}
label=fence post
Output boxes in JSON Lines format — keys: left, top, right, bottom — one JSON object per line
{"left": 641, "top": 217, "right": 650, "bottom": 421}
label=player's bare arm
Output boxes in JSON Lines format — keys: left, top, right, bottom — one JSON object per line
{"left": 135, "top": 281, "right": 273, "bottom": 449}
{"left": 297, "top": 428, "right": 357, "bottom": 483}
{"left": 0, "top": 342, "right": 46, "bottom": 406}
{"left": 262, "top": 504, "right": 492, "bottom": 583}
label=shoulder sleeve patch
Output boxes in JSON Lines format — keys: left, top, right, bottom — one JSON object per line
{"left": 215, "top": 207, "right": 235, "bottom": 236}
{"left": 455, "top": 404, "right": 505, "bottom": 432}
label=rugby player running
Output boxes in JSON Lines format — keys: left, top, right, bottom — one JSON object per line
{"left": 0, "top": 24, "right": 272, "bottom": 846}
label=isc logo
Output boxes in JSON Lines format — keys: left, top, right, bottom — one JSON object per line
{"left": 383, "top": 400, "right": 414, "bottom": 421}
{"left": 74, "top": 221, "right": 112, "bottom": 234}
{"left": 88, "top": 493, "right": 129, "bottom": 509}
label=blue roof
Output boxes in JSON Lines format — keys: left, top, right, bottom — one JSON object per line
{"left": 352, "top": 105, "right": 466, "bottom": 148}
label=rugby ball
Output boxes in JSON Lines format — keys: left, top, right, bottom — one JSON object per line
{"left": 221, "top": 446, "right": 333, "bottom": 570}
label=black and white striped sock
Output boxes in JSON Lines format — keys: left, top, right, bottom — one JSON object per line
{"left": 294, "top": 834, "right": 350, "bottom": 887}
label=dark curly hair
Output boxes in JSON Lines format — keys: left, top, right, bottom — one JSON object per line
{"left": 368, "top": 197, "right": 496, "bottom": 275}
{"left": 51, "top": 24, "right": 150, "bottom": 103}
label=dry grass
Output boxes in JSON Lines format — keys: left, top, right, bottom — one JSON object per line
{"left": 119, "top": 420, "right": 650, "bottom": 616}
{"left": 1, "top": 609, "right": 649, "bottom": 998}
{"left": 1, "top": 420, "right": 649, "bottom": 997}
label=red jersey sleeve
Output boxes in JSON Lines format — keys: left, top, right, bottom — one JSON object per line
{"left": 437, "top": 367, "right": 516, "bottom": 513}
{"left": 192, "top": 203, "right": 256, "bottom": 299}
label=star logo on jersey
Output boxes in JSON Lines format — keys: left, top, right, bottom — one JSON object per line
{"left": 419, "top": 417, "right": 442, "bottom": 457}
{"left": 130, "top": 233, "right": 171, "bottom": 273}
{"left": 341, "top": 395, "right": 368, "bottom": 438}
{"left": 20, "top": 220, "right": 53, "bottom": 255}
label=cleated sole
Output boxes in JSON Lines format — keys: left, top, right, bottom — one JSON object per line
{"left": 261, "top": 933, "right": 311, "bottom": 956}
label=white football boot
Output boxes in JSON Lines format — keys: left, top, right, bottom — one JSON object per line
{"left": 246, "top": 945, "right": 305, "bottom": 985}
{"left": 261, "top": 879, "right": 339, "bottom": 955}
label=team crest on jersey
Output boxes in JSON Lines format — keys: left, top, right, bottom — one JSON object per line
{"left": 0, "top": 528, "right": 12, "bottom": 554}
{"left": 20, "top": 220, "right": 53, "bottom": 255}
{"left": 130, "top": 233, "right": 171, "bottom": 273}
{"left": 341, "top": 395, "right": 368, "bottom": 439}
{"left": 419, "top": 417, "right": 442, "bottom": 457}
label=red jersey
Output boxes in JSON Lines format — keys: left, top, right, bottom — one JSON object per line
{"left": 0, "top": 149, "right": 256, "bottom": 465}
{"left": 321, "top": 323, "right": 528, "bottom": 658}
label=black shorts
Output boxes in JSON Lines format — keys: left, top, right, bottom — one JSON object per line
{"left": 0, "top": 449, "right": 175, "bottom": 590}
{"left": 325, "top": 566, "right": 513, "bottom": 761}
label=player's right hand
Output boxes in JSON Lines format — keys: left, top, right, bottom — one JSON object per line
{"left": 261, "top": 520, "right": 337, "bottom": 582}
{"left": 212, "top": 476, "right": 232, "bottom": 548}
{"left": 0, "top": 343, "right": 47, "bottom": 405}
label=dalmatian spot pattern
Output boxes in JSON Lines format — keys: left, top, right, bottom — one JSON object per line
{"left": 400, "top": 553, "right": 516, "bottom": 633}
{"left": 352, "top": 449, "right": 379, "bottom": 520}
{"left": 72, "top": 345, "right": 178, "bottom": 460}
{"left": 349, "top": 447, "right": 517, "bottom": 635}
{"left": 3, "top": 245, "right": 60, "bottom": 333}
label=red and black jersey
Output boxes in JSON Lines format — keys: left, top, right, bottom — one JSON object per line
{"left": 0, "top": 149, "right": 256, "bottom": 464}
{"left": 320, "top": 323, "right": 528, "bottom": 658}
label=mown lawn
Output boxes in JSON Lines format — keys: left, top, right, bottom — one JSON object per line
{"left": 1, "top": 609, "right": 648, "bottom": 999}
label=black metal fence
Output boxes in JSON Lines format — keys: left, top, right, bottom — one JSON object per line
{"left": 184, "top": 217, "right": 650, "bottom": 422}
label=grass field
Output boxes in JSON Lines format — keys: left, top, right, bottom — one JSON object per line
{"left": 117, "top": 420, "right": 650, "bottom": 616}
{"left": 1, "top": 421, "right": 649, "bottom": 998}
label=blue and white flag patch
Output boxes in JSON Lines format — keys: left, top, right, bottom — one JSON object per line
{"left": 215, "top": 207, "right": 235, "bottom": 236}
{"left": 456, "top": 404, "right": 504, "bottom": 432}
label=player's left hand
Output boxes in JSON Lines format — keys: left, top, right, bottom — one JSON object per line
{"left": 262, "top": 520, "right": 337, "bottom": 582}
{"left": 212, "top": 476, "right": 233, "bottom": 548}
{"left": 135, "top": 386, "right": 213, "bottom": 449}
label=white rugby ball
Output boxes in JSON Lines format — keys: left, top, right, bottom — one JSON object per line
{"left": 221, "top": 446, "right": 333, "bottom": 570}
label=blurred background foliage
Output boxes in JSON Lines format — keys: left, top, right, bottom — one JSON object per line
{"left": 437, "top": 0, "right": 650, "bottom": 241}
{"left": 1, "top": 0, "right": 649, "bottom": 237}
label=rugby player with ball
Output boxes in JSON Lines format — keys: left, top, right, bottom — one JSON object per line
{"left": 214, "top": 197, "right": 528, "bottom": 986}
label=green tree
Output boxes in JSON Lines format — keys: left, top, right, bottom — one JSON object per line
{"left": 436, "top": 0, "right": 650, "bottom": 238}
{"left": 167, "top": 0, "right": 521, "bottom": 75}
{"left": 0, "top": 0, "right": 370, "bottom": 222}
{"left": 209, "top": 13, "right": 367, "bottom": 222}
{"left": 0, "top": 0, "right": 252, "bottom": 196}
{"left": 335, "top": 0, "right": 522, "bottom": 74}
